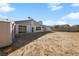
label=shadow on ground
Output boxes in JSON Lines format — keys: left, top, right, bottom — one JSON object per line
{"left": 0, "top": 31, "right": 52, "bottom": 56}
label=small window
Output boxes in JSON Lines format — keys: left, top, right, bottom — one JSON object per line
{"left": 36, "top": 27, "right": 41, "bottom": 30}
{"left": 19, "top": 25, "right": 26, "bottom": 33}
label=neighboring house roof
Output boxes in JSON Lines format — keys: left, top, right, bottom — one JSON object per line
{"left": 0, "top": 18, "right": 14, "bottom": 23}
{"left": 15, "top": 19, "right": 43, "bottom": 26}
{"left": 15, "top": 19, "right": 32, "bottom": 22}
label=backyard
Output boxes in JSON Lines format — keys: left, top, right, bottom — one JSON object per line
{"left": 0, "top": 32, "right": 79, "bottom": 56}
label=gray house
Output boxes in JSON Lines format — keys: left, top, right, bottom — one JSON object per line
{"left": 15, "top": 17, "right": 51, "bottom": 34}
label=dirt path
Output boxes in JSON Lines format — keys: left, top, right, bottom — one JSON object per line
{"left": 8, "top": 32, "right": 79, "bottom": 56}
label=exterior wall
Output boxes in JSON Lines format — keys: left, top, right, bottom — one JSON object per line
{"left": 10, "top": 21, "right": 15, "bottom": 40}
{"left": 15, "top": 20, "right": 52, "bottom": 34}
{"left": 31, "top": 20, "right": 44, "bottom": 32}
{"left": 15, "top": 23, "right": 32, "bottom": 34}
{"left": 15, "top": 21, "right": 32, "bottom": 34}
{"left": 33, "top": 26, "right": 44, "bottom": 32}
{"left": 45, "top": 26, "right": 52, "bottom": 31}
{"left": 15, "top": 24, "right": 19, "bottom": 34}
{"left": 43, "top": 26, "right": 52, "bottom": 32}
{"left": 0, "top": 21, "right": 12, "bottom": 47}
{"left": 15, "top": 20, "right": 45, "bottom": 34}
{"left": 27, "top": 25, "right": 32, "bottom": 32}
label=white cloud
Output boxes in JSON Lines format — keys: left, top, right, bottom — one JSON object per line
{"left": 43, "top": 19, "right": 67, "bottom": 25}
{"left": 0, "top": 3, "right": 15, "bottom": 12}
{"left": 71, "top": 3, "right": 79, "bottom": 7}
{"left": 43, "top": 20, "right": 54, "bottom": 25}
{"left": 48, "top": 3, "right": 63, "bottom": 11}
{"left": 57, "top": 20, "right": 67, "bottom": 25}
{"left": 61, "top": 12, "right": 79, "bottom": 20}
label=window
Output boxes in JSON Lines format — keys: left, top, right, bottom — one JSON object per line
{"left": 36, "top": 27, "right": 41, "bottom": 30}
{"left": 19, "top": 25, "right": 26, "bottom": 33}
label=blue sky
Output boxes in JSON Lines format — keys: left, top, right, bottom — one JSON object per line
{"left": 0, "top": 3, "right": 79, "bottom": 25}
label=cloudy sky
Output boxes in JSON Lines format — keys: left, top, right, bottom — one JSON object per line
{"left": 0, "top": 3, "right": 79, "bottom": 25}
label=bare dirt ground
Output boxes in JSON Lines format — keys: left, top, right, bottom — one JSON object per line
{"left": 1, "top": 32, "right": 79, "bottom": 56}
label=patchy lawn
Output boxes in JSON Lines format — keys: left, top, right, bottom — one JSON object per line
{"left": 1, "top": 32, "right": 79, "bottom": 56}
{"left": 9, "top": 32, "right": 79, "bottom": 56}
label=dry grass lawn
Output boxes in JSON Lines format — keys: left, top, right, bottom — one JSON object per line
{"left": 7, "top": 32, "right": 79, "bottom": 56}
